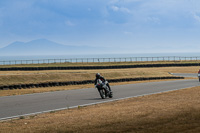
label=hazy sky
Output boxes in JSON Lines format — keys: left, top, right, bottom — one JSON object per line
{"left": 0, "top": 0, "right": 200, "bottom": 53}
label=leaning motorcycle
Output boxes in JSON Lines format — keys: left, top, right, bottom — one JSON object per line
{"left": 95, "top": 79, "right": 113, "bottom": 99}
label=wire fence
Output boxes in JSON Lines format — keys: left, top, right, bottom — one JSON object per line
{"left": 0, "top": 56, "right": 200, "bottom": 65}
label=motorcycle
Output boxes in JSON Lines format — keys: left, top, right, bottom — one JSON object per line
{"left": 95, "top": 79, "right": 113, "bottom": 99}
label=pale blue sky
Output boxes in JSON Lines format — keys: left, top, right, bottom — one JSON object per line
{"left": 0, "top": 0, "right": 200, "bottom": 53}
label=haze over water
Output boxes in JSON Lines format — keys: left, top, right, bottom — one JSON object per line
{"left": 0, "top": 53, "right": 200, "bottom": 61}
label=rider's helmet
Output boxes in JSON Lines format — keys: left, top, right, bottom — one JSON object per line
{"left": 96, "top": 73, "right": 101, "bottom": 78}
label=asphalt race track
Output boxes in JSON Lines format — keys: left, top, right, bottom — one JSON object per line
{"left": 170, "top": 73, "right": 197, "bottom": 78}
{"left": 0, "top": 77, "right": 199, "bottom": 120}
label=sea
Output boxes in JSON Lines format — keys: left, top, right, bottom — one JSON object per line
{"left": 0, "top": 52, "right": 200, "bottom": 65}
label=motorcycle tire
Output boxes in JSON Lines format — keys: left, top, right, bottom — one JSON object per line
{"left": 109, "top": 91, "right": 113, "bottom": 98}
{"left": 99, "top": 89, "right": 106, "bottom": 99}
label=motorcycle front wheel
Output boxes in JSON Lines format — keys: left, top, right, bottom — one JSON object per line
{"left": 99, "top": 89, "right": 106, "bottom": 99}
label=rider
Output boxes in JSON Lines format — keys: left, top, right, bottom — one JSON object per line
{"left": 94, "top": 73, "right": 112, "bottom": 92}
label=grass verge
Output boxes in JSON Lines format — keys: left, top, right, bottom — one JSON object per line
{"left": 1, "top": 86, "right": 200, "bottom": 133}
{"left": 0, "top": 66, "right": 198, "bottom": 96}
{"left": 0, "top": 66, "right": 198, "bottom": 86}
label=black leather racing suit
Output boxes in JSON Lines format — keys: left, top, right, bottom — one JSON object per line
{"left": 94, "top": 76, "right": 111, "bottom": 92}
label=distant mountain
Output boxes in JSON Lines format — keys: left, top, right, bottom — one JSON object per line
{"left": 0, "top": 39, "right": 107, "bottom": 56}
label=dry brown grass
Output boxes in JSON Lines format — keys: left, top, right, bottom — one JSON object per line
{"left": 0, "top": 66, "right": 199, "bottom": 86}
{"left": 1, "top": 86, "right": 200, "bottom": 133}
{"left": 0, "top": 66, "right": 198, "bottom": 96}
{"left": 0, "top": 65, "right": 199, "bottom": 132}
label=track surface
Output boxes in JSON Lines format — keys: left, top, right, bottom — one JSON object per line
{"left": 170, "top": 73, "right": 197, "bottom": 77}
{"left": 0, "top": 78, "right": 199, "bottom": 120}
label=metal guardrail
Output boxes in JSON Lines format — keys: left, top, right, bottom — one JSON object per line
{"left": 0, "top": 56, "right": 200, "bottom": 65}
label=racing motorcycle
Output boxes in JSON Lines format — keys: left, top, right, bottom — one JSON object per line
{"left": 95, "top": 79, "right": 113, "bottom": 99}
